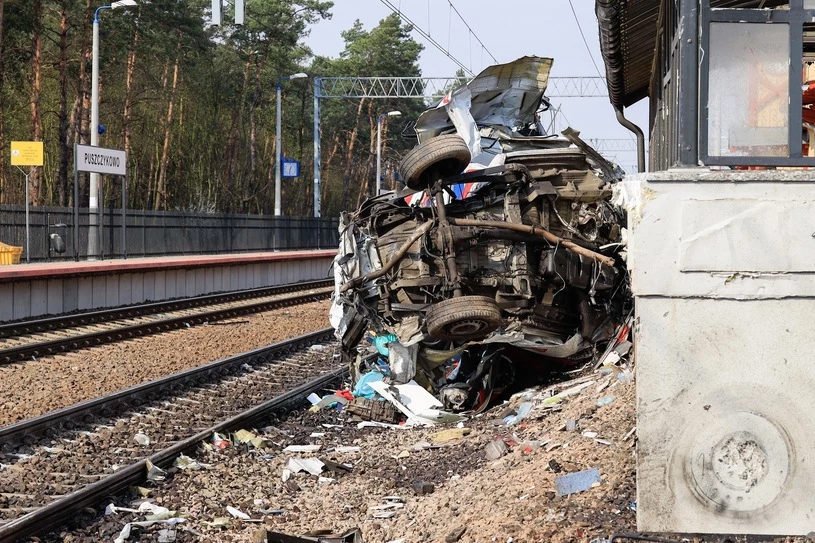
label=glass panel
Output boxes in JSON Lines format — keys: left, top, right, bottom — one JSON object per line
{"left": 707, "top": 23, "right": 790, "bottom": 157}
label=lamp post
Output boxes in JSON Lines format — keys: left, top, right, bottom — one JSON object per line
{"left": 376, "top": 111, "right": 401, "bottom": 195}
{"left": 89, "top": 0, "right": 137, "bottom": 259}
{"left": 275, "top": 72, "right": 307, "bottom": 216}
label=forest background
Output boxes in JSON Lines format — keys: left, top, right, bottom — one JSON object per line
{"left": 0, "top": 0, "right": 434, "bottom": 217}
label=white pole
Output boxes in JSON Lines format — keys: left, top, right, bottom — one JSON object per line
{"left": 88, "top": 17, "right": 100, "bottom": 259}
{"left": 376, "top": 117, "right": 382, "bottom": 196}
{"left": 313, "top": 81, "right": 321, "bottom": 217}
{"left": 274, "top": 82, "right": 282, "bottom": 216}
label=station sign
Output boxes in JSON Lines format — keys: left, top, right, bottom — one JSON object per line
{"left": 10, "top": 141, "right": 43, "bottom": 166}
{"left": 76, "top": 144, "right": 127, "bottom": 176}
{"left": 282, "top": 157, "right": 300, "bottom": 178}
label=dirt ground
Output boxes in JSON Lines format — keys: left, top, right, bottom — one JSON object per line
{"left": 0, "top": 300, "right": 331, "bottom": 426}
{"left": 60, "top": 360, "right": 640, "bottom": 543}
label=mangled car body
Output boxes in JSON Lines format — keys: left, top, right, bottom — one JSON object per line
{"left": 330, "top": 57, "right": 630, "bottom": 413}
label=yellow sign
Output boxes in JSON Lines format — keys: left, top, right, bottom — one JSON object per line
{"left": 10, "top": 141, "right": 43, "bottom": 166}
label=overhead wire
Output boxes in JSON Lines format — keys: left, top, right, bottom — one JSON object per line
{"left": 566, "top": 0, "right": 605, "bottom": 79}
{"left": 447, "top": 1, "right": 498, "bottom": 64}
{"left": 379, "top": 0, "right": 474, "bottom": 76}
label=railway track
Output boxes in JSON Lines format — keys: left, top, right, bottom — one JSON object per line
{"left": 0, "top": 327, "right": 344, "bottom": 542}
{"left": 0, "top": 279, "right": 333, "bottom": 364}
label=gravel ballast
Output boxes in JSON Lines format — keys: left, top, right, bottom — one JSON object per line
{"left": 0, "top": 300, "right": 331, "bottom": 426}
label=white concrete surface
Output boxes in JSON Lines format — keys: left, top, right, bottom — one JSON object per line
{"left": 627, "top": 170, "right": 815, "bottom": 534}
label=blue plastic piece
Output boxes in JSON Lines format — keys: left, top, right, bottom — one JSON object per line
{"left": 555, "top": 468, "right": 602, "bottom": 496}
{"left": 372, "top": 334, "right": 398, "bottom": 356}
{"left": 353, "top": 371, "right": 384, "bottom": 399}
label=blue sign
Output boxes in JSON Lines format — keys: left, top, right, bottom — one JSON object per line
{"left": 282, "top": 158, "right": 300, "bottom": 178}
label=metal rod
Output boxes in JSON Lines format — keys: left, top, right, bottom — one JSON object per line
{"left": 614, "top": 106, "right": 646, "bottom": 172}
{"left": 376, "top": 117, "right": 383, "bottom": 196}
{"left": 275, "top": 82, "right": 283, "bottom": 216}
{"left": 313, "top": 80, "right": 321, "bottom": 217}
{"left": 73, "top": 144, "right": 79, "bottom": 261}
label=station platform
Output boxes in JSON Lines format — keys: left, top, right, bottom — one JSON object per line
{"left": 0, "top": 250, "right": 336, "bottom": 321}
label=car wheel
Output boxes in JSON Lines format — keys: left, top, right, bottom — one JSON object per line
{"left": 399, "top": 134, "right": 471, "bottom": 190}
{"left": 425, "top": 295, "right": 502, "bottom": 341}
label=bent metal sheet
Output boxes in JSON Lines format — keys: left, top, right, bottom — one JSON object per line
{"left": 75, "top": 144, "right": 127, "bottom": 176}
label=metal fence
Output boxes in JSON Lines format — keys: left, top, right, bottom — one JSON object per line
{"left": 0, "top": 205, "right": 340, "bottom": 262}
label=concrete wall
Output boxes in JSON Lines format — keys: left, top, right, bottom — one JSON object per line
{"left": 623, "top": 170, "right": 815, "bottom": 535}
{"left": 0, "top": 256, "right": 332, "bottom": 321}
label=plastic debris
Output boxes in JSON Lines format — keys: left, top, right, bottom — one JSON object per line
{"left": 307, "top": 392, "right": 322, "bottom": 405}
{"left": 540, "top": 380, "right": 595, "bottom": 405}
{"left": 503, "top": 402, "right": 532, "bottom": 426}
{"left": 212, "top": 432, "right": 231, "bottom": 450}
{"left": 596, "top": 396, "right": 616, "bottom": 407}
{"left": 554, "top": 468, "right": 602, "bottom": 496}
{"left": 157, "top": 527, "right": 177, "bottom": 543}
{"left": 174, "top": 454, "right": 211, "bottom": 471}
{"left": 204, "top": 517, "right": 231, "bottom": 528}
{"left": 145, "top": 459, "right": 166, "bottom": 482}
{"left": 582, "top": 431, "right": 598, "bottom": 439}
{"left": 227, "top": 505, "right": 251, "bottom": 520}
{"left": 430, "top": 427, "right": 471, "bottom": 444}
{"left": 485, "top": 439, "right": 508, "bottom": 460}
{"left": 234, "top": 429, "right": 258, "bottom": 443}
{"left": 286, "top": 457, "right": 324, "bottom": 476}
{"left": 352, "top": 371, "right": 384, "bottom": 399}
{"left": 114, "top": 519, "right": 186, "bottom": 543}
{"left": 283, "top": 444, "right": 321, "bottom": 453}
{"left": 133, "top": 433, "right": 150, "bottom": 446}
{"left": 334, "top": 446, "right": 361, "bottom": 453}
{"left": 318, "top": 476, "right": 336, "bottom": 484}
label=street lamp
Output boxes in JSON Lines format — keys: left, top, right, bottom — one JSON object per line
{"left": 376, "top": 111, "right": 401, "bottom": 195}
{"left": 88, "top": 0, "right": 137, "bottom": 259}
{"left": 275, "top": 72, "right": 308, "bottom": 216}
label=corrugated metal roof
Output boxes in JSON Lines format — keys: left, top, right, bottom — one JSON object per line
{"left": 596, "top": 0, "right": 787, "bottom": 107}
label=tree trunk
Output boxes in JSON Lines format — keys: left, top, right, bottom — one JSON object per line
{"left": 29, "top": 0, "right": 43, "bottom": 204}
{"left": 70, "top": 0, "right": 93, "bottom": 204}
{"left": 342, "top": 98, "right": 366, "bottom": 212}
{"left": 56, "top": 1, "right": 70, "bottom": 206}
{"left": 0, "top": 0, "right": 6, "bottom": 204}
{"left": 155, "top": 35, "right": 182, "bottom": 211}
{"left": 123, "top": 14, "right": 139, "bottom": 207}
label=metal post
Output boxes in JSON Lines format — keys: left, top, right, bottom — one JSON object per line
{"left": 73, "top": 143, "right": 79, "bottom": 261}
{"left": 313, "top": 79, "right": 321, "bottom": 218}
{"left": 376, "top": 116, "right": 382, "bottom": 196}
{"left": 88, "top": 16, "right": 100, "bottom": 259}
{"left": 274, "top": 82, "right": 283, "bottom": 216}
{"left": 678, "top": 0, "right": 699, "bottom": 166}
{"left": 24, "top": 170, "right": 30, "bottom": 264}
{"left": 122, "top": 174, "right": 127, "bottom": 259}
{"left": 98, "top": 176, "right": 104, "bottom": 259}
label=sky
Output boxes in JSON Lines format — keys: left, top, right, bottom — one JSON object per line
{"left": 304, "top": 0, "right": 649, "bottom": 172}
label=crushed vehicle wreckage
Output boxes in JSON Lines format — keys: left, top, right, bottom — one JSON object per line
{"left": 330, "top": 56, "right": 632, "bottom": 415}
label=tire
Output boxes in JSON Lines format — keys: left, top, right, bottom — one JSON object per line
{"left": 425, "top": 295, "right": 502, "bottom": 341}
{"left": 399, "top": 134, "right": 471, "bottom": 190}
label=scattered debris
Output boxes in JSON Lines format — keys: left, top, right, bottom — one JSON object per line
{"left": 283, "top": 445, "right": 321, "bottom": 453}
{"left": 266, "top": 527, "right": 364, "bottom": 543}
{"left": 145, "top": 459, "right": 167, "bottom": 483}
{"left": 555, "top": 468, "right": 602, "bottom": 496}
{"left": 412, "top": 481, "right": 435, "bottom": 495}
{"left": 286, "top": 458, "right": 324, "bottom": 476}
{"left": 174, "top": 454, "right": 210, "bottom": 471}
{"left": 596, "top": 396, "right": 616, "bottom": 407}
{"left": 445, "top": 526, "right": 467, "bottom": 542}
{"left": 429, "top": 427, "right": 471, "bottom": 444}
{"left": 133, "top": 433, "right": 150, "bottom": 446}
{"left": 485, "top": 439, "right": 508, "bottom": 460}
{"left": 227, "top": 505, "right": 251, "bottom": 520}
